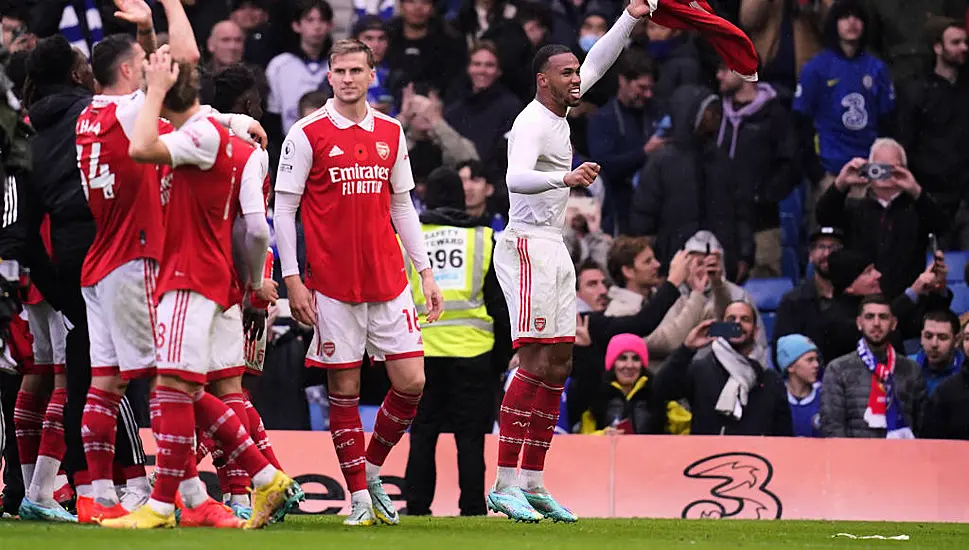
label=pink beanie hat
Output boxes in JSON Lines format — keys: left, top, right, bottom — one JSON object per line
{"left": 605, "top": 333, "right": 649, "bottom": 371}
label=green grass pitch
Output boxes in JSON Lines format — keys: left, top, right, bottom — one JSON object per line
{"left": 2, "top": 515, "right": 969, "bottom": 549}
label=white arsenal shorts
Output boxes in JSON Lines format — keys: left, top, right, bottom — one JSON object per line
{"left": 493, "top": 227, "right": 577, "bottom": 348}
{"left": 305, "top": 287, "right": 424, "bottom": 369}
{"left": 155, "top": 291, "right": 243, "bottom": 384}
{"left": 82, "top": 259, "right": 158, "bottom": 380}
{"left": 23, "top": 300, "right": 67, "bottom": 375}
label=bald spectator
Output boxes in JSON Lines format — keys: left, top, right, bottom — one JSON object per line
{"left": 207, "top": 20, "right": 245, "bottom": 72}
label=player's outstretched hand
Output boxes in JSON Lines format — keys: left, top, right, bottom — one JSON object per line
{"left": 626, "top": 0, "right": 657, "bottom": 18}
{"left": 564, "top": 162, "right": 599, "bottom": 188}
{"left": 144, "top": 48, "right": 178, "bottom": 92}
{"left": 253, "top": 278, "right": 278, "bottom": 304}
{"left": 113, "top": 0, "right": 153, "bottom": 29}
{"left": 684, "top": 319, "right": 716, "bottom": 350}
{"left": 421, "top": 272, "right": 443, "bottom": 323}
{"left": 285, "top": 276, "right": 315, "bottom": 327}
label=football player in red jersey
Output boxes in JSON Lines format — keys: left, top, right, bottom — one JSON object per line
{"left": 274, "top": 39, "right": 443, "bottom": 526}
{"left": 99, "top": 8, "right": 294, "bottom": 532}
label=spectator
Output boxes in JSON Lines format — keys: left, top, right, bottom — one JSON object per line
{"left": 576, "top": 259, "right": 608, "bottom": 314}
{"left": 738, "top": 0, "right": 832, "bottom": 93}
{"left": 820, "top": 294, "right": 926, "bottom": 438}
{"left": 229, "top": 0, "right": 277, "bottom": 68}
{"left": 639, "top": 20, "right": 702, "bottom": 110}
{"left": 444, "top": 41, "right": 522, "bottom": 172}
{"left": 457, "top": 160, "right": 505, "bottom": 232}
{"left": 579, "top": 334, "right": 667, "bottom": 434}
{"left": 516, "top": 2, "right": 554, "bottom": 51}
{"left": 793, "top": 0, "right": 895, "bottom": 211}
{"left": 921, "top": 320, "right": 969, "bottom": 440}
{"left": 910, "top": 309, "right": 964, "bottom": 397}
{"left": 774, "top": 227, "right": 843, "bottom": 355}
{"left": 816, "top": 139, "right": 947, "bottom": 299}
{"left": 681, "top": 231, "right": 769, "bottom": 365}
{"left": 2, "top": 3, "right": 35, "bottom": 54}
{"left": 603, "top": 236, "right": 708, "bottom": 370}
{"left": 397, "top": 84, "right": 479, "bottom": 183}
{"left": 777, "top": 334, "right": 823, "bottom": 437}
{"left": 817, "top": 248, "right": 950, "bottom": 362}
{"left": 385, "top": 0, "right": 466, "bottom": 101}
{"left": 577, "top": 12, "right": 608, "bottom": 53}
{"left": 353, "top": 15, "right": 394, "bottom": 115}
{"left": 897, "top": 18, "right": 969, "bottom": 249}
{"left": 206, "top": 20, "right": 245, "bottom": 72}
{"left": 563, "top": 192, "right": 611, "bottom": 270}
{"left": 265, "top": 0, "right": 333, "bottom": 137}
{"left": 651, "top": 304, "right": 793, "bottom": 436}
{"left": 630, "top": 86, "right": 754, "bottom": 284}
{"left": 587, "top": 51, "right": 662, "bottom": 236}
{"left": 715, "top": 64, "right": 798, "bottom": 278}
{"left": 865, "top": 0, "right": 949, "bottom": 84}
{"left": 454, "top": 0, "right": 531, "bottom": 100}
{"left": 298, "top": 90, "right": 329, "bottom": 119}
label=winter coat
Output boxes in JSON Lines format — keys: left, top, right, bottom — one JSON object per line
{"left": 922, "top": 362, "right": 969, "bottom": 440}
{"left": 630, "top": 85, "right": 754, "bottom": 280}
{"left": 820, "top": 348, "right": 926, "bottom": 438}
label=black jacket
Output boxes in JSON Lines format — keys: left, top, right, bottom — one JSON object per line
{"left": 922, "top": 362, "right": 969, "bottom": 440}
{"left": 630, "top": 85, "right": 754, "bottom": 278}
{"left": 385, "top": 17, "right": 467, "bottom": 100}
{"left": 896, "top": 72, "right": 969, "bottom": 204}
{"left": 419, "top": 208, "right": 511, "bottom": 372}
{"left": 815, "top": 185, "right": 947, "bottom": 300}
{"left": 589, "top": 372, "right": 664, "bottom": 434}
{"left": 24, "top": 85, "right": 94, "bottom": 314}
{"left": 716, "top": 84, "right": 799, "bottom": 232}
{"left": 652, "top": 345, "right": 793, "bottom": 436}
{"left": 773, "top": 276, "right": 833, "bottom": 360}
{"left": 443, "top": 83, "right": 521, "bottom": 171}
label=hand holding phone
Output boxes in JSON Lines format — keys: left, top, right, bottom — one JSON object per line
{"left": 708, "top": 321, "right": 742, "bottom": 339}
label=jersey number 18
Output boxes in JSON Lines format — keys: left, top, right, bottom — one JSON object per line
{"left": 76, "top": 142, "right": 116, "bottom": 200}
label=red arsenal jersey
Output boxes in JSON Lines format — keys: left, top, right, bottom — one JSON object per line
{"left": 275, "top": 99, "right": 415, "bottom": 303}
{"left": 76, "top": 91, "right": 170, "bottom": 287}
{"left": 227, "top": 135, "right": 270, "bottom": 307}
{"left": 154, "top": 111, "right": 245, "bottom": 309}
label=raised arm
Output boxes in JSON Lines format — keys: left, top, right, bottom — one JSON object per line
{"left": 157, "top": 0, "right": 200, "bottom": 63}
{"left": 113, "top": 0, "right": 157, "bottom": 55}
{"left": 578, "top": 0, "right": 652, "bottom": 97}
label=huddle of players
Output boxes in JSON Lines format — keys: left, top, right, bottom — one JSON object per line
{"left": 15, "top": 0, "right": 299, "bottom": 530}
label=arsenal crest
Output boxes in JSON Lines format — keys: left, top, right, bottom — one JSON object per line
{"left": 534, "top": 317, "right": 546, "bottom": 331}
{"left": 322, "top": 341, "right": 336, "bottom": 357}
{"left": 376, "top": 141, "right": 390, "bottom": 160}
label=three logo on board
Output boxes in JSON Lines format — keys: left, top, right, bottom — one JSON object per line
{"left": 681, "top": 452, "right": 782, "bottom": 520}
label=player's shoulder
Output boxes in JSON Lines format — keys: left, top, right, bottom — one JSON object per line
{"left": 291, "top": 106, "right": 333, "bottom": 137}
{"left": 372, "top": 109, "right": 404, "bottom": 136}
{"left": 510, "top": 102, "right": 548, "bottom": 134}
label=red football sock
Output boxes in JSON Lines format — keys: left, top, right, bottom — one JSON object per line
{"left": 195, "top": 427, "right": 215, "bottom": 464}
{"left": 149, "top": 386, "right": 195, "bottom": 505}
{"left": 365, "top": 388, "right": 421, "bottom": 467}
{"left": 497, "top": 369, "right": 542, "bottom": 468}
{"left": 217, "top": 393, "right": 253, "bottom": 490}
{"left": 327, "top": 392, "right": 366, "bottom": 492}
{"left": 520, "top": 380, "right": 564, "bottom": 472}
{"left": 244, "top": 398, "right": 281, "bottom": 469}
{"left": 81, "top": 387, "right": 121, "bottom": 484}
{"left": 38, "top": 388, "right": 67, "bottom": 460}
{"left": 193, "top": 392, "right": 269, "bottom": 478}
{"left": 14, "top": 390, "right": 47, "bottom": 470}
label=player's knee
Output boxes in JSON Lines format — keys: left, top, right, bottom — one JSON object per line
{"left": 156, "top": 374, "right": 202, "bottom": 397}
{"left": 91, "top": 373, "right": 128, "bottom": 395}
{"left": 53, "top": 372, "right": 69, "bottom": 389}
{"left": 327, "top": 369, "right": 361, "bottom": 396}
{"left": 395, "top": 369, "right": 425, "bottom": 395}
{"left": 208, "top": 377, "right": 243, "bottom": 397}
{"left": 20, "top": 373, "right": 52, "bottom": 394}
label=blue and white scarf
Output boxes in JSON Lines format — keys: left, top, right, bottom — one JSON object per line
{"left": 59, "top": 0, "right": 104, "bottom": 59}
{"left": 857, "top": 339, "right": 914, "bottom": 439}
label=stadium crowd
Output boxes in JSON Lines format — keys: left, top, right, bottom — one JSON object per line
{"left": 0, "top": 0, "right": 967, "bottom": 519}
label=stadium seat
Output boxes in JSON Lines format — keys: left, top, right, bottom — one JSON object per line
{"left": 781, "top": 246, "right": 801, "bottom": 285}
{"left": 743, "top": 278, "right": 794, "bottom": 312}
{"left": 949, "top": 282, "right": 969, "bottom": 315}
{"left": 927, "top": 251, "right": 969, "bottom": 283}
{"left": 761, "top": 312, "right": 776, "bottom": 343}
{"left": 781, "top": 214, "right": 800, "bottom": 248}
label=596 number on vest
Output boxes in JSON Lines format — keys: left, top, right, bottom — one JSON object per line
{"left": 424, "top": 227, "right": 467, "bottom": 291}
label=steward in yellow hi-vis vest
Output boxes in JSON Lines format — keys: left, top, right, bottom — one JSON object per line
{"left": 401, "top": 167, "right": 511, "bottom": 516}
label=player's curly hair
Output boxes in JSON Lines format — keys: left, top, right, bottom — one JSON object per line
{"left": 210, "top": 64, "right": 257, "bottom": 115}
